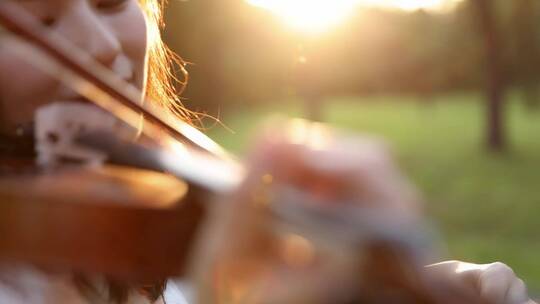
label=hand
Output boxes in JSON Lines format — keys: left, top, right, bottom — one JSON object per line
{"left": 426, "top": 260, "right": 535, "bottom": 304}
{"left": 192, "top": 120, "right": 426, "bottom": 303}
{"left": 243, "top": 119, "right": 422, "bottom": 218}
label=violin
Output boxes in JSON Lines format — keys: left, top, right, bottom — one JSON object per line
{"left": 0, "top": 0, "right": 237, "bottom": 283}
{"left": 0, "top": 2, "right": 488, "bottom": 303}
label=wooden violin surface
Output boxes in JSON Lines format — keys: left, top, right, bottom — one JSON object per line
{"left": 0, "top": 165, "right": 188, "bottom": 208}
{"left": 0, "top": 165, "right": 206, "bottom": 283}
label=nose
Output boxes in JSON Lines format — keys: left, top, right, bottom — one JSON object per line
{"left": 88, "top": 23, "right": 121, "bottom": 67}
{"left": 61, "top": 4, "right": 121, "bottom": 68}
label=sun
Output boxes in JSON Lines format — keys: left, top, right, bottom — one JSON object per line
{"left": 246, "top": 0, "right": 458, "bottom": 34}
{"left": 247, "top": 0, "right": 359, "bottom": 34}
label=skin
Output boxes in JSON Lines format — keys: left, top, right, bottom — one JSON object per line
{"left": 0, "top": 0, "right": 148, "bottom": 136}
{"left": 426, "top": 261, "right": 534, "bottom": 304}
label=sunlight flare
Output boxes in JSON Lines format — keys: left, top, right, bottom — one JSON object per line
{"left": 246, "top": 0, "right": 460, "bottom": 34}
{"left": 247, "top": 0, "right": 358, "bottom": 34}
{"left": 364, "top": 0, "right": 458, "bottom": 11}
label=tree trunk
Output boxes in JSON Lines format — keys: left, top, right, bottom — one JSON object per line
{"left": 523, "top": 84, "right": 540, "bottom": 110}
{"left": 474, "top": 0, "right": 507, "bottom": 152}
{"left": 512, "top": 0, "right": 540, "bottom": 110}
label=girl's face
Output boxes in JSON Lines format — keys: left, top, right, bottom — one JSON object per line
{"left": 0, "top": 0, "right": 148, "bottom": 135}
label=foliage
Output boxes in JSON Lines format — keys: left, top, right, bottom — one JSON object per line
{"left": 163, "top": 0, "right": 540, "bottom": 112}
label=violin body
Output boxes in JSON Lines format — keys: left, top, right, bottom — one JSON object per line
{"left": 0, "top": 163, "right": 206, "bottom": 283}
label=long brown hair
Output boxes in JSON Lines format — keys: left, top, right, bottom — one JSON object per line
{"left": 74, "top": 1, "right": 188, "bottom": 303}
{"left": 140, "top": 0, "right": 194, "bottom": 122}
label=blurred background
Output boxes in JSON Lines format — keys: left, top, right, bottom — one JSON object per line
{"left": 162, "top": 0, "right": 540, "bottom": 292}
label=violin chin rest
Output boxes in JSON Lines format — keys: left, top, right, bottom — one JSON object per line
{"left": 34, "top": 102, "right": 137, "bottom": 169}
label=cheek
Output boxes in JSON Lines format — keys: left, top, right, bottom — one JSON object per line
{"left": 0, "top": 47, "right": 59, "bottom": 130}
{"left": 108, "top": 1, "right": 149, "bottom": 92}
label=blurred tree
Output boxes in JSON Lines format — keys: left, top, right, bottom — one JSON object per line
{"left": 162, "top": 0, "right": 540, "bottom": 152}
{"left": 472, "top": 0, "right": 507, "bottom": 152}
{"left": 510, "top": 0, "right": 540, "bottom": 110}
{"left": 164, "top": 0, "right": 299, "bottom": 114}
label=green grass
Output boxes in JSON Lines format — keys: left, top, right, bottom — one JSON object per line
{"left": 207, "top": 92, "right": 540, "bottom": 292}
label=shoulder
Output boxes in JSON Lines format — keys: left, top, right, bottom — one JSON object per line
{"left": 0, "top": 265, "right": 85, "bottom": 304}
{"left": 162, "top": 280, "right": 190, "bottom": 304}
{"left": 0, "top": 265, "right": 189, "bottom": 304}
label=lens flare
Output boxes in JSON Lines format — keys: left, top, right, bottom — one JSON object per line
{"left": 246, "top": 0, "right": 460, "bottom": 34}
{"left": 247, "top": 0, "right": 358, "bottom": 34}
{"left": 364, "top": 0, "right": 457, "bottom": 11}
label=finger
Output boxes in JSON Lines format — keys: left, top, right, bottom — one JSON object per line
{"left": 479, "top": 262, "right": 516, "bottom": 304}
{"left": 425, "top": 260, "right": 461, "bottom": 274}
{"left": 426, "top": 261, "right": 489, "bottom": 292}
{"left": 505, "top": 278, "right": 530, "bottom": 304}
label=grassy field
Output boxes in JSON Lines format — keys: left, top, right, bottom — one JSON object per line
{"left": 207, "top": 92, "right": 540, "bottom": 292}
